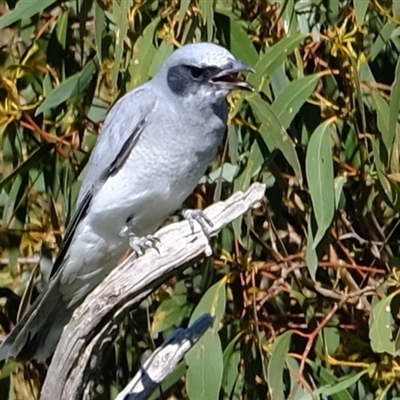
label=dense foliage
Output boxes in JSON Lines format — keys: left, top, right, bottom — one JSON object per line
{"left": 1, "top": 0, "right": 400, "bottom": 399}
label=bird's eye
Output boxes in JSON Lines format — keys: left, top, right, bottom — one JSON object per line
{"left": 190, "top": 66, "right": 203, "bottom": 79}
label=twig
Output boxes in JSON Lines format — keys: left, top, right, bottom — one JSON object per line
{"left": 294, "top": 280, "right": 382, "bottom": 385}
{"left": 116, "top": 314, "right": 214, "bottom": 400}
{"left": 40, "top": 182, "right": 266, "bottom": 400}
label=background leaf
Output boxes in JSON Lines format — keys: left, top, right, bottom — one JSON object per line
{"left": 369, "top": 292, "right": 399, "bottom": 355}
{"left": 0, "top": 0, "right": 58, "bottom": 30}
{"left": 306, "top": 119, "right": 335, "bottom": 248}
{"left": 267, "top": 330, "right": 293, "bottom": 400}
{"left": 185, "top": 279, "right": 226, "bottom": 400}
{"left": 271, "top": 73, "right": 321, "bottom": 128}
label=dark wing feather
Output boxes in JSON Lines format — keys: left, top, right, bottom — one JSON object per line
{"left": 50, "top": 192, "right": 91, "bottom": 278}
{"left": 49, "top": 87, "right": 157, "bottom": 278}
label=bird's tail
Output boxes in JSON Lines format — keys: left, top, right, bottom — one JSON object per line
{"left": 0, "top": 277, "right": 71, "bottom": 362}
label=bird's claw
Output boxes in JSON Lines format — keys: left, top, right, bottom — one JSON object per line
{"left": 120, "top": 218, "right": 160, "bottom": 256}
{"left": 129, "top": 234, "right": 160, "bottom": 256}
{"left": 181, "top": 209, "right": 214, "bottom": 240}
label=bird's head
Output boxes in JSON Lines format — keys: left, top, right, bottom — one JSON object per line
{"left": 156, "top": 43, "right": 254, "bottom": 104}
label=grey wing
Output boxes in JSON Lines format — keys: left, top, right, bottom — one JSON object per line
{"left": 50, "top": 86, "right": 157, "bottom": 278}
{"left": 78, "top": 86, "right": 157, "bottom": 204}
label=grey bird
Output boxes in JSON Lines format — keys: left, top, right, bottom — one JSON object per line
{"left": 0, "top": 42, "right": 253, "bottom": 362}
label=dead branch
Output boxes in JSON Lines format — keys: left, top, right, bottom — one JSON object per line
{"left": 40, "top": 182, "right": 266, "bottom": 400}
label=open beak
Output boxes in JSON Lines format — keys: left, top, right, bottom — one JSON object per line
{"left": 210, "top": 61, "right": 255, "bottom": 92}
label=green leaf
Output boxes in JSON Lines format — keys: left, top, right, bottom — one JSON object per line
{"left": 186, "top": 329, "right": 224, "bottom": 400}
{"left": 280, "top": 0, "right": 299, "bottom": 35}
{"left": 0, "top": 360, "right": 18, "bottom": 379}
{"left": 393, "top": 0, "right": 400, "bottom": 18}
{"left": 322, "top": 327, "right": 340, "bottom": 356}
{"left": 250, "top": 34, "right": 308, "bottom": 89}
{"left": 0, "top": 143, "right": 54, "bottom": 190}
{"left": 300, "top": 370, "right": 368, "bottom": 400}
{"left": 271, "top": 74, "right": 321, "bottom": 129}
{"left": 267, "top": 330, "right": 293, "bottom": 400}
{"left": 222, "top": 334, "right": 243, "bottom": 398}
{"left": 36, "top": 74, "right": 80, "bottom": 115}
{"left": 149, "top": 42, "right": 174, "bottom": 78}
{"left": 373, "top": 92, "right": 391, "bottom": 156}
{"left": 354, "top": 0, "right": 370, "bottom": 25}
{"left": 306, "top": 247, "right": 318, "bottom": 283}
{"left": 319, "top": 368, "right": 357, "bottom": 400}
{"left": 151, "top": 295, "right": 191, "bottom": 336}
{"left": 306, "top": 119, "right": 335, "bottom": 248}
{"left": 388, "top": 57, "right": 400, "bottom": 166}
{"left": 369, "top": 292, "right": 399, "bottom": 355}
{"left": 247, "top": 94, "right": 302, "bottom": 183}
{"left": 229, "top": 19, "right": 258, "bottom": 66}
{"left": 270, "top": 63, "right": 290, "bottom": 98}
{"left": 205, "top": 163, "right": 239, "bottom": 184}
{"left": 70, "top": 59, "right": 97, "bottom": 98}
{"left": 199, "top": 0, "right": 214, "bottom": 42}
{"left": 35, "top": 60, "right": 97, "bottom": 115}
{"left": 371, "top": 22, "right": 396, "bottom": 61}
{"left": 189, "top": 279, "right": 226, "bottom": 326}
{"left": 186, "top": 280, "right": 226, "bottom": 400}
{"left": 111, "top": 0, "right": 133, "bottom": 90}
{"left": 372, "top": 137, "right": 399, "bottom": 208}
{"left": 55, "top": 9, "right": 69, "bottom": 50}
{"left": 334, "top": 175, "right": 347, "bottom": 210}
{"left": 233, "top": 143, "right": 263, "bottom": 188}
{"left": 0, "top": 0, "right": 58, "bottom": 30}
{"left": 231, "top": 143, "right": 262, "bottom": 242}
{"left": 177, "top": 0, "right": 191, "bottom": 35}
{"left": 128, "top": 17, "right": 160, "bottom": 88}
{"left": 286, "top": 358, "right": 309, "bottom": 398}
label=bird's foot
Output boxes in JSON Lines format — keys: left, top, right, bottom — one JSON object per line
{"left": 129, "top": 234, "right": 160, "bottom": 256}
{"left": 181, "top": 209, "right": 214, "bottom": 240}
{"left": 120, "top": 224, "right": 160, "bottom": 256}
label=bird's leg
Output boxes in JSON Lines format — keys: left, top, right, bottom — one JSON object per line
{"left": 119, "top": 217, "right": 160, "bottom": 256}
{"left": 181, "top": 209, "right": 214, "bottom": 240}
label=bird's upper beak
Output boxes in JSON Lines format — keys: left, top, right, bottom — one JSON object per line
{"left": 210, "top": 60, "right": 255, "bottom": 92}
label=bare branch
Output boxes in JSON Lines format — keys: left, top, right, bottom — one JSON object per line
{"left": 116, "top": 314, "right": 214, "bottom": 400}
{"left": 41, "top": 182, "right": 266, "bottom": 400}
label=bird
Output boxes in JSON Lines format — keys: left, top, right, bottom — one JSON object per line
{"left": 0, "top": 42, "right": 253, "bottom": 362}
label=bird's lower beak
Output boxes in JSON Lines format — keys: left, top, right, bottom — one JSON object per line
{"left": 210, "top": 61, "right": 255, "bottom": 92}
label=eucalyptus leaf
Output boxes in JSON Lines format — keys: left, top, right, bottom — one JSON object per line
{"left": 306, "top": 120, "right": 335, "bottom": 248}
{"left": 0, "top": 0, "right": 58, "bottom": 30}
{"left": 267, "top": 330, "right": 293, "bottom": 400}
